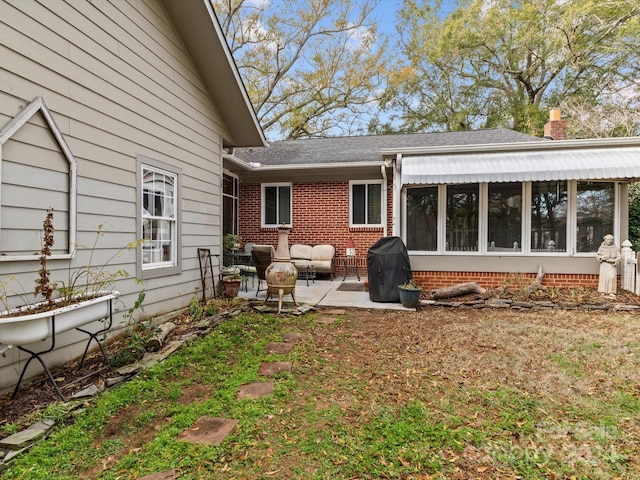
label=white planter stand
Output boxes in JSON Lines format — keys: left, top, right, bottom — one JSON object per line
{"left": 0, "top": 291, "right": 119, "bottom": 401}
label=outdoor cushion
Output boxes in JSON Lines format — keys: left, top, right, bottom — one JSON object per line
{"left": 290, "top": 244, "right": 313, "bottom": 261}
{"left": 290, "top": 243, "right": 335, "bottom": 277}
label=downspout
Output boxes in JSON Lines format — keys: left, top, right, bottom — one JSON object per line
{"left": 381, "top": 164, "right": 388, "bottom": 237}
{"left": 392, "top": 154, "right": 403, "bottom": 237}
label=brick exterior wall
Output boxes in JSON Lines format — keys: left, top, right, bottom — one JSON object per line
{"left": 238, "top": 180, "right": 393, "bottom": 275}
{"left": 238, "top": 180, "right": 603, "bottom": 288}
{"left": 412, "top": 271, "right": 600, "bottom": 291}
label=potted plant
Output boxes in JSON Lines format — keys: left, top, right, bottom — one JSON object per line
{"left": 0, "top": 210, "right": 138, "bottom": 399}
{"left": 223, "top": 233, "right": 242, "bottom": 252}
{"left": 221, "top": 270, "right": 243, "bottom": 298}
{"left": 398, "top": 280, "right": 423, "bottom": 308}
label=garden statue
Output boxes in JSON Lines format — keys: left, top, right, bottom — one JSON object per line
{"left": 596, "top": 234, "right": 621, "bottom": 295}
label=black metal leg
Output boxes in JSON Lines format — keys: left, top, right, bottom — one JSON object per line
{"left": 12, "top": 316, "right": 66, "bottom": 402}
{"left": 76, "top": 298, "right": 114, "bottom": 371}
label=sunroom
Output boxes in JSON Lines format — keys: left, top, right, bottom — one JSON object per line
{"left": 387, "top": 137, "right": 640, "bottom": 288}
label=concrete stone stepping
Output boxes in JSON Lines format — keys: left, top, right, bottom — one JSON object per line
{"left": 237, "top": 382, "right": 274, "bottom": 399}
{"left": 282, "top": 332, "right": 310, "bottom": 343}
{"left": 265, "top": 342, "right": 294, "bottom": 354}
{"left": 316, "top": 316, "right": 337, "bottom": 325}
{"left": 258, "top": 362, "right": 292, "bottom": 376}
{"left": 138, "top": 469, "right": 177, "bottom": 480}
{"left": 178, "top": 417, "right": 238, "bottom": 446}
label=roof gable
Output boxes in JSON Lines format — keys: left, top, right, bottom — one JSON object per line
{"left": 162, "top": 0, "right": 265, "bottom": 148}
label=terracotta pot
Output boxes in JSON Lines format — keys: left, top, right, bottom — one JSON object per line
{"left": 222, "top": 279, "right": 242, "bottom": 298}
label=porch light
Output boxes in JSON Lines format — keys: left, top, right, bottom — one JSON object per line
{"left": 346, "top": 238, "right": 356, "bottom": 257}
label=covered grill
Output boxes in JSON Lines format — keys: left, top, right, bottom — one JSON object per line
{"left": 367, "top": 237, "right": 413, "bottom": 303}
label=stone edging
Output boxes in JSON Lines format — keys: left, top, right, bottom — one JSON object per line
{"left": 0, "top": 307, "right": 243, "bottom": 472}
{"left": 420, "top": 298, "right": 640, "bottom": 311}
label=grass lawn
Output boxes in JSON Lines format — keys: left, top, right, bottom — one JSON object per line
{"left": 3, "top": 305, "right": 640, "bottom": 479}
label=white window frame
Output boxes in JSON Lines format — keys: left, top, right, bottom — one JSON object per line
{"left": 261, "top": 182, "right": 292, "bottom": 228}
{"left": 403, "top": 180, "right": 620, "bottom": 257}
{"left": 349, "top": 180, "right": 385, "bottom": 228}
{"left": 137, "top": 157, "right": 181, "bottom": 278}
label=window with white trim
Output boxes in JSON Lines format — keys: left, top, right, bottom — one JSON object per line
{"left": 404, "top": 180, "right": 618, "bottom": 256}
{"left": 140, "top": 160, "right": 180, "bottom": 273}
{"left": 350, "top": 180, "right": 383, "bottom": 227}
{"left": 262, "top": 183, "right": 291, "bottom": 227}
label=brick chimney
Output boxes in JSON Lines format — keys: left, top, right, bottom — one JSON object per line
{"left": 543, "top": 108, "right": 568, "bottom": 140}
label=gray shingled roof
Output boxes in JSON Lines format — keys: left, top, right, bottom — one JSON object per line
{"left": 234, "top": 128, "right": 543, "bottom": 165}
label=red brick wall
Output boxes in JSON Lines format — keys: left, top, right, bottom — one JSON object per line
{"left": 239, "top": 181, "right": 604, "bottom": 289}
{"left": 238, "top": 180, "right": 393, "bottom": 257}
{"left": 412, "top": 271, "right": 600, "bottom": 290}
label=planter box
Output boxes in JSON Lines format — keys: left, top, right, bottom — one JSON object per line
{"left": 0, "top": 291, "right": 119, "bottom": 347}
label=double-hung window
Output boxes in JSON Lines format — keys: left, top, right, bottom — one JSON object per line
{"left": 262, "top": 183, "right": 291, "bottom": 227}
{"left": 350, "top": 181, "right": 383, "bottom": 227}
{"left": 139, "top": 158, "right": 180, "bottom": 276}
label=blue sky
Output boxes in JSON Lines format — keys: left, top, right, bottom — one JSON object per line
{"left": 374, "top": 0, "right": 403, "bottom": 35}
{"left": 373, "top": 0, "right": 458, "bottom": 39}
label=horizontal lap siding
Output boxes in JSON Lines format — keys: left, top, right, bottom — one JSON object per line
{"left": 0, "top": 0, "right": 227, "bottom": 389}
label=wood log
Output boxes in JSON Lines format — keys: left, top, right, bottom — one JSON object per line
{"left": 524, "top": 265, "right": 547, "bottom": 297}
{"left": 144, "top": 321, "right": 176, "bottom": 352}
{"left": 430, "top": 282, "right": 486, "bottom": 299}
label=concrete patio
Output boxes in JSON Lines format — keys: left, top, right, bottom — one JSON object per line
{"left": 237, "top": 275, "right": 414, "bottom": 311}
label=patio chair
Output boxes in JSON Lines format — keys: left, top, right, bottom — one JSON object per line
{"left": 251, "top": 244, "right": 275, "bottom": 297}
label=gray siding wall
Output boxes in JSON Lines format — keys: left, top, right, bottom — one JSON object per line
{"left": 0, "top": 0, "right": 227, "bottom": 390}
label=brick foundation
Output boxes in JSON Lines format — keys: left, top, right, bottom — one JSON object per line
{"left": 412, "top": 271, "right": 601, "bottom": 291}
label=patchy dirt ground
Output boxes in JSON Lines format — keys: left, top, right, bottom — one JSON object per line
{"left": 0, "top": 311, "right": 198, "bottom": 429}
{"left": 0, "top": 289, "right": 640, "bottom": 464}
{"left": 1, "top": 286, "right": 637, "bottom": 429}
{"left": 2, "top": 286, "right": 640, "bottom": 478}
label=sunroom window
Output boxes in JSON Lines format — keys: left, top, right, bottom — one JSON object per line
{"left": 446, "top": 184, "right": 479, "bottom": 252}
{"left": 531, "top": 181, "right": 567, "bottom": 252}
{"left": 406, "top": 186, "right": 438, "bottom": 251}
{"left": 488, "top": 182, "right": 522, "bottom": 251}
{"left": 576, "top": 181, "right": 614, "bottom": 253}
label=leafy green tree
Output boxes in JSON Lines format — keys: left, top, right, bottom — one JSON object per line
{"left": 377, "top": 0, "right": 640, "bottom": 136}
{"left": 213, "top": 0, "right": 388, "bottom": 140}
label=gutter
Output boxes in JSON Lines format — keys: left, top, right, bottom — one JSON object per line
{"left": 381, "top": 136, "right": 640, "bottom": 157}
{"left": 223, "top": 153, "right": 383, "bottom": 172}
{"left": 392, "top": 154, "right": 402, "bottom": 237}
{"left": 381, "top": 164, "right": 388, "bottom": 237}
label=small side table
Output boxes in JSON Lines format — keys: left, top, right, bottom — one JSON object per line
{"left": 297, "top": 265, "right": 316, "bottom": 286}
{"left": 342, "top": 256, "right": 360, "bottom": 281}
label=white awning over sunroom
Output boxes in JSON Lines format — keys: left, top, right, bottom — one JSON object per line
{"left": 400, "top": 145, "right": 640, "bottom": 185}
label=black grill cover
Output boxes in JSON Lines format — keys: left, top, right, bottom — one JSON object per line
{"left": 367, "top": 236, "right": 413, "bottom": 302}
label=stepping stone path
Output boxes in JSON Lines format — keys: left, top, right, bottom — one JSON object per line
{"left": 265, "top": 341, "right": 295, "bottom": 354}
{"left": 236, "top": 382, "right": 275, "bottom": 399}
{"left": 258, "top": 362, "right": 292, "bottom": 376}
{"left": 0, "top": 309, "right": 343, "bottom": 471}
{"left": 178, "top": 417, "right": 238, "bottom": 445}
